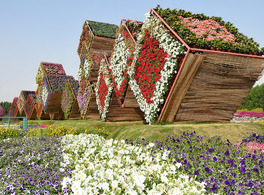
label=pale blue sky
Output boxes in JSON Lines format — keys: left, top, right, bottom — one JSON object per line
{"left": 1, "top": 0, "right": 264, "bottom": 102}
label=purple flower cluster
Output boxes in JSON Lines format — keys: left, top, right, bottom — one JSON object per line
{"left": 0, "top": 105, "right": 4, "bottom": 117}
{"left": 125, "top": 131, "right": 264, "bottom": 194}
{"left": 0, "top": 136, "right": 72, "bottom": 194}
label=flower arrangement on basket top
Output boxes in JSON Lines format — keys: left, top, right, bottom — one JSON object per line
{"left": 156, "top": 7, "right": 264, "bottom": 55}
{"left": 128, "top": 12, "right": 186, "bottom": 124}
{"left": 109, "top": 20, "right": 142, "bottom": 104}
{"left": 95, "top": 59, "right": 113, "bottom": 121}
{"left": 36, "top": 62, "right": 66, "bottom": 84}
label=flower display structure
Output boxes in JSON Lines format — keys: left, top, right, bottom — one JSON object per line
{"left": 61, "top": 79, "right": 79, "bottom": 119}
{"left": 9, "top": 97, "right": 18, "bottom": 117}
{"left": 109, "top": 20, "right": 142, "bottom": 104}
{"left": 0, "top": 105, "right": 4, "bottom": 117}
{"left": 156, "top": 7, "right": 264, "bottom": 54}
{"left": 17, "top": 91, "right": 36, "bottom": 115}
{"left": 128, "top": 12, "right": 186, "bottom": 124}
{"left": 41, "top": 76, "right": 76, "bottom": 111}
{"left": 24, "top": 93, "right": 36, "bottom": 119}
{"left": 36, "top": 62, "right": 66, "bottom": 84}
{"left": 232, "top": 111, "right": 264, "bottom": 123}
{"left": 95, "top": 59, "right": 113, "bottom": 121}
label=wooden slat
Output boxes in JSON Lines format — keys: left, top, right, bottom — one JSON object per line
{"left": 123, "top": 85, "right": 141, "bottom": 108}
{"left": 86, "top": 93, "right": 100, "bottom": 120}
{"left": 160, "top": 53, "right": 205, "bottom": 122}
{"left": 90, "top": 36, "right": 115, "bottom": 54}
{"left": 174, "top": 52, "right": 264, "bottom": 122}
{"left": 106, "top": 91, "right": 144, "bottom": 122}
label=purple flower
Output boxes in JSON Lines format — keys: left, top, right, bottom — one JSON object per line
{"left": 240, "top": 166, "right": 246, "bottom": 173}
{"left": 208, "top": 148, "right": 214, "bottom": 153}
{"left": 194, "top": 170, "right": 199, "bottom": 175}
{"left": 213, "top": 156, "right": 218, "bottom": 161}
{"left": 224, "top": 150, "right": 230, "bottom": 156}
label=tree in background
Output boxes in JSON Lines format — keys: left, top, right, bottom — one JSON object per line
{"left": 0, "top": 101, "right": 12, "bottom": 115}
{"left": 239, "top": 84, "right": 264, "bottom": 110}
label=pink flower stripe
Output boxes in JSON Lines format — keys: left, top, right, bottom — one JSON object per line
{"left": 234, "top": 111, "right": 264, "bottom": 118}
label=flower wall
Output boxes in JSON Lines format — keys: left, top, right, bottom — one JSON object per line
{"left": 61, "top": 79, "right": 79, "bottom": 119}
{"left": 77, "top": 21, "right": 94, "bottom": 56}
{"left": 95, "top": 59, "right": 113, "bottom": 121}
{"left": 17, "top": 91, "right": 36, "bottom": 115}
{"left": 77, "top": 77, "right": 91, "bottom": 119}
{"left": 41, "top": 76, "right": 75, "bottom": 111}
{"left": 128, "top": 12, "right": 186, "bottom": 124}
{"left": 109, "top": 20, "right": 142, "bottom": 104}
{"left": 24, "top": 93, "right": 36, "bottom": 119}
{"left": 9, "top": 97, "right": 18, "bottom": 117}
{"left": 36, "top": 82, "right": 44, "bottom": 119}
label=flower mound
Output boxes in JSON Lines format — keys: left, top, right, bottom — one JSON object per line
{"left": 60, "top": 133, "right": 206, "bottom": 194}
{"left": 95, "top": 59, "right": 113, "bottom": 121}
{"left": 129, "top": 12, "right": 185, "bottom": 124}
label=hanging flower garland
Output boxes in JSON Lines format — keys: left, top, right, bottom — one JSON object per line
{"left": 35, "top": 62, "right": 66, "bottom": 84}
{"left": 128, "top": 12, "right": 186, "bottom": 124}
{"left": 77, "top": 75, "right": 91, "bottom": 119}
{"left": 95, "top": 59, "right": 113, "bottom": 121}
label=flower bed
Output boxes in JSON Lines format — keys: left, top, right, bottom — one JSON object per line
{"left": 156, "top": 7, "right": 264, "bottom": 55}
{"left": 128, "top": 12, "right": 186, "bottom": 124}
{"left": 95, "top": 59, "right": 113, "bottom": 121}
{"left": 61, "top": 79, "right": 79, "bottom": 119}
{"left": 61, "top": 133, "right": 206, "bottom": 194}
{"left": 125, "top": 131, "right": 264, "bottom": 194}
{"left": 35, "top": 62, "right": 66, "bottom": 84}
{"left": 24, "top": 93, "right": 36, "bottom": 119}
{"left": 109, "top": 20, "right": 142, "bottom": 104}
{"left": 232, "top": 111, "right": 264, "bottom": 123}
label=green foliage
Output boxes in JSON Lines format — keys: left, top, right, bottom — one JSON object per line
{"left": 87, "top": 20, "right": 118, "bottom": 39}
{"left": 0, "top": 101, "right": 12, "bottom": 115}
{"left": 239, "top": 84, "right": 264, "bottom": 110}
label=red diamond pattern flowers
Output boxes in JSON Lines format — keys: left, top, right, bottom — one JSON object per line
{"left": 128, "top": 12, "right": 186, "bottom": 124}
{"left": 95, "top": 59, "right": 113, "bottom": 121}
